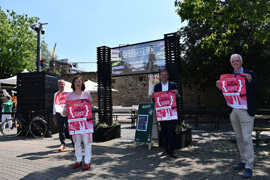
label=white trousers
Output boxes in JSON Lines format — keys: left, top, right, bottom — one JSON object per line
{"left": 1, "top": 114, "right": 12, "bottom": 129}
{"left": 230, "top": 109, "right": 254, "bottom": 169}
{"left": 73, "top": 134, "right": 92, "bottom": 164}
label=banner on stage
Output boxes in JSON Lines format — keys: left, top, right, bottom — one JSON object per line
{"left": 148, "top": 74, "right": 159, "bottom": 96}
{"left": 220, "top": 74, "right": 247, "bottom": 109}
{"left": 66, "top": 99, "right": 93, "bottom": 135}
{"left": 154, "top": 91, "right": 178, "bottom": 121}
{"left": 111, "top": 40, "right": 165, "bottom": 76}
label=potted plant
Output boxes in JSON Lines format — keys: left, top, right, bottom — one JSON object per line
{"left": 174, "top": 121, "right": 192, "bottom": 149}
{"left": 93, "top": 122, "right": 121, "bottom": 142}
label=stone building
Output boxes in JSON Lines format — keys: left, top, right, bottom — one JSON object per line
{"left": 112, "top": 75, "right": 151, "bottom": 106}
{"left": 61, "top": 72, "right": 224, "bottom": 109}
{"left": 111, "top": 74, "right": 224, "bottom": 109}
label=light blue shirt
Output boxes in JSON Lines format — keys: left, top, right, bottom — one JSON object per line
{"left": 234, "top": 67, "right": 244, "bottom": 74}
{"left": 161, "top": 82, "right": 168, "bottom": 91}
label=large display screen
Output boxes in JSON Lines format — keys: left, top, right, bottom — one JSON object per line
{"left": 111, "top": 39, "right": 165, "bottom": 76}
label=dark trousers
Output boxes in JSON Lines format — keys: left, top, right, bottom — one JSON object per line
{"left": 56, "top": 113, "right": 74, "bottom": 146}
{"left": 160, "top": 120, "right": 177, "bottom": 155}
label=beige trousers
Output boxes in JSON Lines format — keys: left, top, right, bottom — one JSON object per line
{"left": 230, "top": 109, "right": 254, "bottom": 169}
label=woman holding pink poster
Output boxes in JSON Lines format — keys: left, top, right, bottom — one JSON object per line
{"left": 64, "top": 76, "right": 93, "bottom": 171}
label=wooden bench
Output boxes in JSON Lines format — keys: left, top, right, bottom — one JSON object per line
{"left": 128, "top": 110, "right": 137, "bottom": 128}
{"left": 112, "top": 112, "right": 130, "bottom": 122}
{"left": 112, "top": 105, "right": 138, "bottom": 127}
{"left": 112, "top": 109, "right": 138, "bottom": 128}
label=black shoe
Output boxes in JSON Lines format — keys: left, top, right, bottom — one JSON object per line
{"left": 161, "top": 152, "right": 167, "bottom": 156}
{"left": 45, "top": 130, "right": 52, "bottom": 138}
{"left": 169, "top": 154, "right": 177, "bottom": 158}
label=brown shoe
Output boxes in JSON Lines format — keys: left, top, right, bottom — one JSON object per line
{"left": 58, "top": 145, "right": 66, "bottom": 151}
{"left": 82, "top": 163, "right": 91, "bottom": 170}
{"left": 72, "top": 162, "right": 82, "bottom": 169}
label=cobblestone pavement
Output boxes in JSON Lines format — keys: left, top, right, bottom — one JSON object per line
{"left": 0, "top": 124, "right": 270, "bottom": 180}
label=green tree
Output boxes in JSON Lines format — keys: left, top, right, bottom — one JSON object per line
{"left": 40, "top": 40, "right": 59, "bottom": 72}
{"left": 41, "top": 40, "right": 58, "bottom": 60}
{"left": 0, "top": 7, "right": 38, "bottom": 79}
{"left": 41, "top": 40, "right": 51, "bottom": 60}
{"left": 175, "top": 0, "right": 270, "bottom": 107}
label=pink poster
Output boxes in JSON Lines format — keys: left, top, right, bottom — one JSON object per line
{"left": 55, "top": 92, "right": 69, "bottom": 105}
{"left": 154, "top": 91, "right": 178, "bottom": 121}
{"left": 220, "top": 74, "right": 247, "bottom": 109}
{"left": 66, "top": 99, "right": 94, "bottom": 135}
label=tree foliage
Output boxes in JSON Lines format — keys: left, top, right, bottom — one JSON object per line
{"left": 41, "top": 40, "right": 51, "bottom": 60}
{"left": 0, "top": 7, "right": 38, "bottom": 78}
{"left": 175, "top": 0, "right": 270, "bottom": 106}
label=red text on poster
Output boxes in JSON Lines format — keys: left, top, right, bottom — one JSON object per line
{"left": 66, "top": 99, "right": 93, "bottom": 135}
{"left": 220, "top": 74, "right": 247, "bottom": 109}
{"left": 154, "top": 91, "right": 178, "bottom": 121}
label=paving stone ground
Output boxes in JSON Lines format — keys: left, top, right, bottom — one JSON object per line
{"left": 0, "top": 124, "right": 270, "bottom": 180}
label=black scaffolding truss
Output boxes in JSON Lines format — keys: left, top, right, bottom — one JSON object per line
{"left": 97, "top": 46, "right": 113, "bottom": 126}
{"left": 164, "top": 32, "right": 183, "bottom": 123}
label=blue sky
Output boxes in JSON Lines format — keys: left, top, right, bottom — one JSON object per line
{"left": 2, "top": 0, "right": 183, "bottom": 72}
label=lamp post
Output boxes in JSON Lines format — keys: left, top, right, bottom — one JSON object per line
{"left": 31, "top": 22, "right": 48, "bottom": 72}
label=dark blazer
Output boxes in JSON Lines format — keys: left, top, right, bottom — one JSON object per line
{"left": 154, "top": 81, "right": 177, "bottom": 93}
{"left": 244, "top": 69, "right": 257, "bottom": 116}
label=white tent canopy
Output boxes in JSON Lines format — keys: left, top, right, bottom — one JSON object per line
{"left": 0, "top": 76, "right": 17, "bottom": 85}
{"left": 85, "top": 80, "right": 99, "bottom": 92}
{"left": 0, "top": 69, "right": 29, "bottom": 85}
{"left": 64, "top": 79, "right": 118, "bottom": 93}
{"left": 63, "top": 80, "right": 73, "bottom": 92}
{"left": 0, "top": 74, "right": 118, "bottom": 93}
{"left": 85, "top": 80, "right": 118, "bottom": 92}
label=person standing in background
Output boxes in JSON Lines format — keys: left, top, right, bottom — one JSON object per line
{"left": 53, "top": 79, "right": 73, "bottom": 151}
{"left": 1, "top": 96, "right": 13, "bottom": 134}
{"left": 154, "top": 69, "right": 178, "bottom": 158}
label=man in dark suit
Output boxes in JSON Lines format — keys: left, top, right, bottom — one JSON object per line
{"left": 154, "top": 69, "right": 178, "bottom": 158}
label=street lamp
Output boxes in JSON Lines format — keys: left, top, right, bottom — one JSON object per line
{"left": 31, "top": 22, "right": 48, "bottom": 72}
